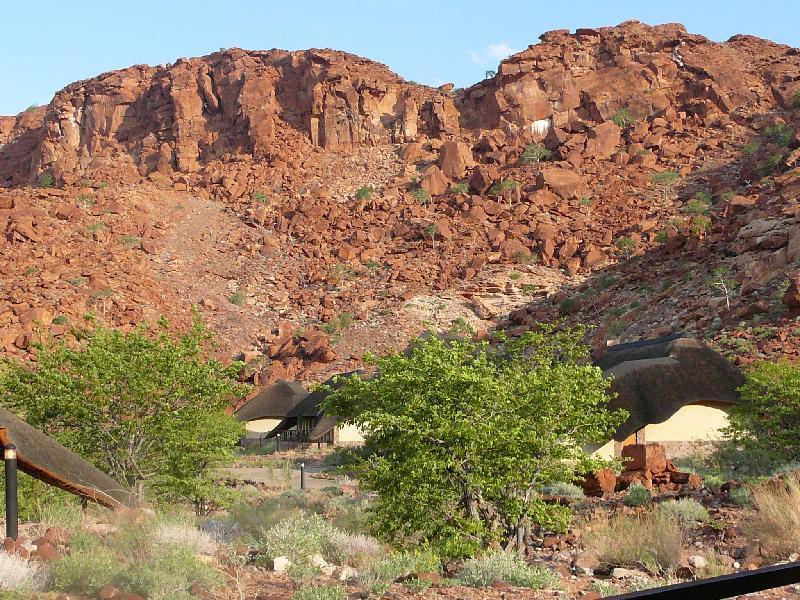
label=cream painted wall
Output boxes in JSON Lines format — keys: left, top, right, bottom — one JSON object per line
{"left": 243, "top": 418, "right": 282, "bottom": 438}
{"left": 591, "top": 403, "right": 731, "bottom": 459}
{"left": 337, "top": 423, "right": 365, "bottom": 443}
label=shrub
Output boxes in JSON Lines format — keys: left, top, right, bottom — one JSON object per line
{"left": 228, "top": 291, "right": 244, "bottom": 305}
{"left": 589, "top": 579, "right": 620, "bottom": 597}
{"left": 746, "top": 474, "right": 800, "bottom": 558}
{"left": 357, "top": 551, "right": 440, "bottom": 595}
{"left": 728, "top": 486, "right": 753, "bottom": 507}
{"left": 742, "top": 141, "right": 761, "bottom": 156}
{"left": 450, "top": 182, "right": 469, "bottom": 194}
{"left": 50, "top": 539, "right": 120, "bottom": 595}
{"left": 355, "top": 186, "right": 374, "bottom": 201}
{"left": 656, "top": 498, "right": 709, "bottom": 527}
{"left": 758, "top": 153, "right": 785, "bottom": 177}
{"left": 611, "top": 107, "right": 634, "bottom": 128}
{"left": 763, "top": 123, "right": 795, "bottom": 147}
{"left": 327, "top": 530, "right": 383, "bottom": 567}
{"left": 794, "top": 91, "right": 800, "bottom": 109}
{"left": 252, "top": 191, "right": 269, "bottom": 203}
{"left": 411, "top": 187, "right": 430, "bottom": 204}
{"left": 488, "top": 179, "right": 519, "bottom": 195}
{"left": 0, "top": 318, "right": 247, "bottom": 509}
{"left": 690, "top": 215, "right": 712, "bottom": 236}
{"left": 724, "top": 361, "right": 800, "bottom": 464}
{"left": 52, "top": 315, "right": 69, "bottom": 326}
{"left": 119, "top": 235, "right": 140, "bottom": 249}
{"left": 623, "top": 482, "right": 652, "bottom": 507}
{"left": 541, "top": 481, "right": 585, "bottom": 499}
{"left": 403, "top": 576, "right": 433, "bottom": 593}
{"left": 292, "top": 586, "right": 347, "bottom": 600}
{"left": 0, "top": 550, "right": 46, "bottom": 591}
{"left": 684, "top": 196, "right": 712, "bottom": 215}
{"left": 520, "top": 143, "right": 552, "bottom": 165}
{"left": 37, "top": 172, "right": 55, "bottom": 188}
{"left": 322, "top": 324, "right": 626, "bottom": 558}
{"left": 153, "top": 522, "right": 217, "bottom": 555}
{"left": 584, "top": 512, "right": 683, "bottom": 574}
{"left": 615, "top": 236, "right": 636, "bottom": 253}
{"left": 256, "top": 514, "right": 337, "bottom": 565}
{"left": 651, "top": 171, "right": 680, "bottom": 201}
{"left": 456, "top": 552, "right": 560, "bottom": 589}
{"left": 115, "top": 544, "right": 223, "bottom": 598}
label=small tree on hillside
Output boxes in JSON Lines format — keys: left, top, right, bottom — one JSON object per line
{"left": 651, "top": 171, "right": 681, "bottom": 202}
{"left": 0, "top": 317, "right": 248, "bottom": 513}
{"left": 424, "top": 223, "right": 437, "bottom": 250}
{"left": 322, "top": 324, "right": 626, "bottom": 558}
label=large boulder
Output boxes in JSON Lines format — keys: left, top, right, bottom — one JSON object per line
{"left": 438, "top": 141, "right": 475, "bottom": 180}
{"left": 537, "top": 168, "right": 586, "bottom": 200}
{"left": 622, "top": 443, "right": 667, "bottom": 473}
{"left": 419, "top": 165, "right": 449, "bottom": 196}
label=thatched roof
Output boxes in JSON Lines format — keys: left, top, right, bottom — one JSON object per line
{"left": 0, "top": 407, "right": 134, "bottom": 509}
{"left": 265, "top": 371, "right": 363, "bottom": 440}
{"left": 234, "top": 380, "right": 308, "bottom": 422}
{"left": 601, "top": 336, "right": 744, "bottom": 442}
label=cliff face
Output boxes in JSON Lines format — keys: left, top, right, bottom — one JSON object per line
{"left": 0, "top": 48, "right": 457, "bottom": 186}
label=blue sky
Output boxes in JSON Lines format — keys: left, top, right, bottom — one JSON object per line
{"left": 1, "top": 0, "right": 798, "bottom": 115}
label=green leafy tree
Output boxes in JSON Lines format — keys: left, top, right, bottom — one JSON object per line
{"left": 0, "top": 318, "right": 248, "bottom": 511}
{"left": 724, "top": 361, "right": 800, "bottom": 468}
{"left": 651, "top": 171, "right": 680, "bottom": 201}
{"left": 520, "top": 143, "right": 552, "bottom": 165}
{"left": 423, "top": 223, "right": 437, "bottom": 250}
{"left": 610, "top": 108, "right": 634, "bottom": 128}
{"left": 322, "top": 324, "right": 626, "bottom": 558}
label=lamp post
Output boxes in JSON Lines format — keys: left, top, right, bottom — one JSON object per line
{"left": 4, "top": 443, "right": 18, "bottom": 540}
{"left": 300, "top": 462, "right": 305, "bottom": 491}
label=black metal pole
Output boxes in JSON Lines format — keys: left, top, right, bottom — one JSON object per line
{"left": 300, "top": 462, "right": 305, "bottom": 491}
{"left": 4, "top": 443, "right": 18, "bottom": 540}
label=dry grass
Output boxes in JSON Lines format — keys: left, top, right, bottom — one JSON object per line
{"left": 153, "top": 523, "right": 218, "bottom": 555}
{"left": 747, "top": 474, "right": 800, "bottom": 558}
{"left": 583, "top": 511, "right": 683, "bottom": 575}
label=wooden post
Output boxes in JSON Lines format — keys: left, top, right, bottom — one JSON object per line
{"left": 4, "top": 443, "right": 18, "bottom": 540}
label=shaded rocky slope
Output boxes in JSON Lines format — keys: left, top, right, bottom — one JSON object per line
{"left": 1, "top": 20, "right": 799, "bottom": 383}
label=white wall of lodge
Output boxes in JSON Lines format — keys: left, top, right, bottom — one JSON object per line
{"left": 336, "top": 423, "right": 365, "bottom": 444}
{"left": 592, "top": 403, "right": 732, "bottom": 459}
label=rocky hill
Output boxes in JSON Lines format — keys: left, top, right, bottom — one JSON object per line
{"left": 1, "top": 20, "right": 799, "bottom": 385}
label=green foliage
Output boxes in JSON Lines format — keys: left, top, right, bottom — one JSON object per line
{"left": 758, "top": 153, "right": 785, "bottom": 177}
{"left": 256, "top": 513, "right": 335, "bottom": 565}
{"left": 590, "top": 580, "right": 621, "bottom": 597}
{"left": 0, "top": 470, "right": 82, "bottom": 525}
{"left": 0, "top": 318, "right": 247, "bottom": 508}
{"left": 52, "top": 315, "right": 68, "bottom": 326}
{"left": 728, "top": 486, "right": 753, "bottom": 507}
{"left": 742, "top": 141, "right": 761, "bottom": 156}
{"left": 615, "top": 236, "right": 636, "bottom": 253}
{"left": 292, "top": 586, "right": 347, "bottom": 600}
{"left": 611, "top": 107, "right": 634, "bottom": 128}
{"left": 450, "top": 182, "right": 469, "bottom": 194}
{"left": 252, "top": 191, "right": 269, "bottom": 203}
{"left": 77, "top": 193, "right": 95, "bottom": 208}
{"left": 411, "top": 187, "right": 430, "bottom": 204}
{"left": 794, "top": 91, "right": 800, "bottom": 109}
{"left": 513, "top": 249, "right": 536, "bottom": 265}
{"left": 228, "top": 291, "right": 244, "bottom": 305}
{"left": 656, "top": 498, "right": 709, "bottom": 527}
{"left": 357, "top": 551, "right": 440, "bottom": 594}
{"left": 455, "top": 553, "right": 560, "bottom": 589}
{"left": 520, "top": 143, "right": 552, "bottom": 165}
{"left": 683, "top": 193, "right": 712, "bottom": 215}
{"left": 403, "top": 576, "right": 433, "bottom": 594}
{"left": 763, "top": 123, "right": 795, "bottom": 147}
{"left": 488, "top": 179, "right": 519, "bottom": 195}
{"left": 322, "top": 312, "right": 354, "bottom": 340}
{"left": 650, "top": 171, "right": 680, "bottom": 201}
{"left": 36, "top": 172, "right": 55, "bottom": 188}
{"left": 655, "top": 230, "right": 668, "bottom": 243}
{"left": 540, "top": 481, "right": 585, "bottom": 499}
{"left": 119, "top": 235, "right": 140, "bottom": 249}
{"left": 623, "top": 482, "right": 652, "bottom": 507}
{"left": 724, "top": 361, "right": 800, "bottom": 465}
{"left": 50, "top": 526, "right": 222, "bottom": 598}
{"left": 690, "top": 215, "right": 712, "bottom": 236}
{"left": 355, "top": 186, "right": 374, "bottom": 201}
{"left": 579, "top": 196, "right": 593, "bottom": 207}
{"left": 322, "top": 325, "right": 626, "bottom": 557}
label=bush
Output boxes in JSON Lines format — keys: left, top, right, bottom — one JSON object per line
{"left": 615, "top": 236, "right": 636, "bottom": 253}
{"left": 357, "top": 551, "right": 441, "bottom": 595}
{"left": 794, "top": 91, "right": 800, "bottom": 109}
{"left": 763, "top": 123, "right": 795, "bottom": 147}
{"left": 411, "top": 187, "right": 430, "bottom": 204}
{"left": 728, "top": 486, "right": 753, "bottom": 507}
{"left": 0, "top": 318, "right": 247, "bottom": 509}
{"left": 229, "top": 291, "right": 244, "bottom": 305}
{"left": 0, "top": 550, "right": 46, "bottom": 591}
{"left": 327, "top": 530, "right": 383, "bottom": 567}
{"left": 724, "top": 361, "right": 800, "bottom": 465}
{"left": 520, "top": 143, "right": 552, "bottom": 165}
{"left": 584, "top": 512, "right": 682, "bottom": 575}
{"left": 541, "top": 481, "right": 585, "bottom": 499}
{"left": 611, "top": 108, "right": 634, "bottom": 128}
{"left": 252, "top": 191, "right": 268, "bottom": 203}
{"left": 403, "top": 577, "right": 433, "bottom": 593}
{"left": 450, "top": 182, "right": 469, "bottom": 194}
{"left": 455, "top": 552, "right": 560, "bottom": 589}
{"left": 589, "top": 579, "right": 620, "bottom": 597}
{"left": 256, "top": 514, "right": 336, "bottom": 566}
{"left": 656, "top": 498, "right": 709, "bottom": 527}
{"left": 758, "top": 153, "right": 785, "bottom": 177}
{"left": 51, "top": 524, "right": 223, "bottom": 598}
{"left": 292, "top": 586, "right": 347, "bottom": 600}
{"left": 623, "top": 483, "right": 652, "bottom": 507}
{"left": 37, "top": 172, "right": 55, "bottom": 188}
{"left": 651, "top": 171, "right": 680, "bottom": 201}
{"left": 684, "top": 197, "right": 712, "bottom": 215}
{"left": 355, "top": 186, "right": 374, "bottom": 201}
{"left": 322, "top": 324, "right": 626, "bottom": 557}
{"left": 690, "top": 215, "right": 712, "bottom": 235}
{"left": 488, "top": 179, "right": 519, "bottom": 195}
{"left": 746, "top": 474, "right": 800, "bottom": 558}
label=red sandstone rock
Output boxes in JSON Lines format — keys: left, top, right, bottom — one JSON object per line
{"left": 622, "top": 443, "right": 667, "bottom": 473}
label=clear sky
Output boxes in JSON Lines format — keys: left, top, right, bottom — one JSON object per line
{"left": 2, "top": 0, "right": 799, "bottom": 115}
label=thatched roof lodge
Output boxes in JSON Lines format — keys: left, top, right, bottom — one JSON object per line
{"left": 593, "top": 335, "right": 745, "bottom": 457}
{"left": 0, "top": 407, "right": 134, "bottom": 509}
